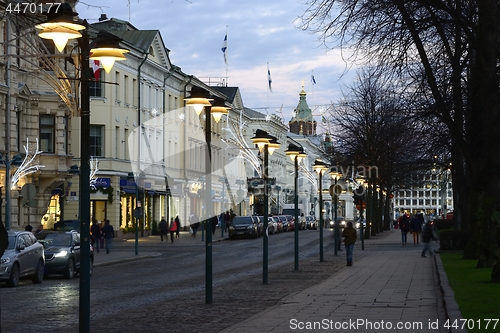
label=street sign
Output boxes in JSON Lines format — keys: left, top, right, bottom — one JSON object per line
{"left": 134, "top": 207, "right": 144, "bottom": 219}
{"left": 21, "top": 184, "right": 37, "bottom": 207}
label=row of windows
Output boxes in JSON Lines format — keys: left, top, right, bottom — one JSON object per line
{"left": 397, "top": 190, "right": 452, "bottom": 198}
{"left": 395, "top": 199, "right": 453, "bottom": 206}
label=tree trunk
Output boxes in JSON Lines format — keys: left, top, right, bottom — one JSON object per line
{"left": 467, "top": 1, "right": 500, "bottom": 280}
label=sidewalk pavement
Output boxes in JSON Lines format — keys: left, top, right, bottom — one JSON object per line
{"left": 92, "top": 228, "right": 465, "bottom": 333}
{"left": 92, "top": 229, "right": 227, "bottom": 268}
{"left": 219, "top": 229, "right": 465, "bottom": 333}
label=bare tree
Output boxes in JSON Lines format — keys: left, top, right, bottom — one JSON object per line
{"left": 299, "top": 0, "right": 500, "bottom": 281}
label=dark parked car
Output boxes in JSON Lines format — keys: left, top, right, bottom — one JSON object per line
{"left": 0, "top": 231, "right": 45, "bottom": 287}
{"left": 35, "top": 230, "right": 93, "bottom": 279}
{"left": 228, "top": 216, "right": 259, "bottom": 239}
{"left": 53, "top": 219, "right": 80, "bottom": 231}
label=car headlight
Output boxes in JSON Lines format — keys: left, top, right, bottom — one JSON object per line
{"left": 247, "top": 225, "right": 255, "bottom": 230}
{"left": 229, "top": 226, "right": 235, "bottom": 231}
{"left": 0, "top": 257, "right": 11, "bottom": 264}
{"left": 54, "top": 250, "right": 69, "bottom": 258}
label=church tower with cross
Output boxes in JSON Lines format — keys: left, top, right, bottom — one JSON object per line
{"left": 288, "top": 81, "right": 317, "bottom": 135}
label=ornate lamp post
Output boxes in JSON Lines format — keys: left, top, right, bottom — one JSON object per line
{"left": 313, "top": 159, "right": 329, "bottom": 262}
{"left": 285, "top": 143, "right": 306, "bottom": 270}
{"left": 329, "top": 167, "right": 342, "bottom": 256}
{"left": 35, "top": 4, "right": 128, "bottom": 332}
{"left": 251, "top": 129, "right": 280, "bottom": 284}
{"left": 185, "top": 86, "right": 229, "bottom": 304}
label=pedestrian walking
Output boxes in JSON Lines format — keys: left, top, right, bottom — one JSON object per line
{"left": 211, "top": 215, "right": 218, "bottom": 235}
{"left": 189, "top": 212, "right": 200, "bottom": 237}
{"left": 101, "top": 219, "right": 115, "bottom": 254}
{"left": 159, "top": 216, "right": 168, "bottom": 242}
{"left": 169, "top": 217, "right": 177, "bottom": 243}
{"left": 224, "top": 211, "right": 230, "bottom": 232}
{"left": 91, "top": 220, "right": 101, "bottom": 253}
{"left": 174, "top": 215, "right": 181, "bottom": 238}
{"left": 341, "top": 221, "right": 357, "bottom": 266}
{"left": 399, "top": 213, "right": 410, "bottom": 245}
{"left": 25, "top": 225, "right": 33, "bottom": 232}
{"left": 410, "top": 213, "right": 423, "bottom": 245}
{"left": 421, "top": 221, "right": 437, "bottom": 258}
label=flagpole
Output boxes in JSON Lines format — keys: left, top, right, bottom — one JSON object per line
{"left": 311, "top": 70, "right": 315, "bottom": 113}
{"left": 267, "top": 62, "right": 271, "bottom": 109}
{"left": 225, "top": 25, "right": 228, "bottom": 86}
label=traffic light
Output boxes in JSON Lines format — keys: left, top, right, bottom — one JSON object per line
{"left": 353, "top": 186, "right": 365, "bottom": 205}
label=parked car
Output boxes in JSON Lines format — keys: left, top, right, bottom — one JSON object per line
{"left": 228, "top": 216, "right": 259, "bottom": 239}
{"left": 305, "top": 216, "right": 316, "bottom": 230}
{"left": 277, "top": 215, "right": 289, "bottom": 232}
{"left": 268, "top": 217, "right": 277, "bottom": 234}
{"left": 298, "top": 215, "right": 307, "bottom": 230}
{"left": 271, "top": 216, "right": 283, "bottom": 233}
{"left": 0, "top": 231, "right": 45, "bottom": 287}
{"left": 53, "top": 219, "right": 80, "bottom": 231}
{"left": 253, "top": 216, "right": 264, "bottom": 237}
{"left": 35, "top": 230, "right": 94, "bottom": 279}
{"left": 256, "top": 216, "right": 275, "bottom": 235}
{"left": 286, "top": 215, "right": 296, "bottom": 231}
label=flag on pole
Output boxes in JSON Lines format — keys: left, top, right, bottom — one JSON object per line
{"left": 311, "top": 74, "right": 316, "bottom": 85}
{"left": 92, "top": 60, "right": 100, "bottom": 80}
{"left": 221, "top": 34, "right": 228, "bottom": 65}
{"left": 267, "top": 63, "right": 272, "bottom": 92}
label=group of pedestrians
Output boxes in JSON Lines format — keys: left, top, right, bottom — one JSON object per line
{"left": 159, "top": 215, "right": 181, "bottom": 243}
{"left": 339, "top": 212, "right": 438, "bottom": 267}
{"left": 90, "top": 219, "right": 115, "bottom": 253}
{"left": 398, "top": 212, "right": 437, "bottom": 257}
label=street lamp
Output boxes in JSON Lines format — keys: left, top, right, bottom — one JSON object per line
{"left": 127, "top": 172, "right": 144, "bottom": 256}
{"left": 251, "top": 129, "right": 280, "bottom": 284}
{"left": 285, "top": 143, "right": 306, "bottom": 270}
{"left": 185, "top": 86, "right": 229, "bottom": 304}
{"left": 329, "top": 167, "right": 343, "bottom": 256}
{"left": 36, "top": 4, "right": 128, "bottom": 332}
{"left": 313, "top": 159, "right": 328, "bottom": 262}
{"left": 0, "top": 153, "right": 22, "bottom": 230}
{"left": 353, "top": 174, "right": 366, "bottom": 250}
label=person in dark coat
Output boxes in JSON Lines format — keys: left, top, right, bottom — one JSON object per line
{"left": 0, "top": 221, "right": 8, "bottom": 258}
{"left": 398, "top": 214, "right": 410, "bottom": 245}
{"left": 101, "top": 219, "right": 115, "bottom": 254}
{"left": 421, "top": 221, "right": 437, "bottom": 258}
{"left": 211, "top": 215, "right": 218, "bottom": 235}
{"left": 174, "top": 215, "right": 181, "bottom": 238}
{"left": 410, "top": 213, "right": 423, "bottom": 245}
{"left": 90, "top": 220, "right": 101, "bottom": 252}
{"left": 159, "top": 216, "right": 167, "bottom": 242}
{"left": 341, "top": 221, "right": 357, "bottom": 266}
{"left": 189, "top": 213, "right": 200, "bottom": 237}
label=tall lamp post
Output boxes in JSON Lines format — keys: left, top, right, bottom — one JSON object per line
{"left": 329, "top": 167, "right": 342, "bottom": 256}
{"left": 35, "top": 4, "right": 128, "bottom": 332}
{"left": 0, "top": 154, "right": 22, "bottom": 230}
{"left": 185, "top": 87, "right": 229, "bottom": 304}
{"left": 251, "top": 129, "right": 280, "bottom": 284}
{"left": 313, "top": 159, "right": 328, "bottom": 262}
{"left": 285, "top": 143, "right": 306, "bottom": 270}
